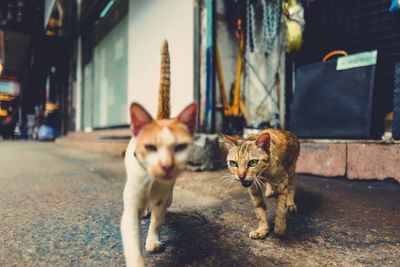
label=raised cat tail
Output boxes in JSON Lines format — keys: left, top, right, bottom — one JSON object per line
{"left": 157, "top": 40, "right": 171, "bottom": 119}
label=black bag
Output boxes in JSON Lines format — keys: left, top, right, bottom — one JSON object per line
{"left": 289, "top": 51, "right": 377, "bottom": 139}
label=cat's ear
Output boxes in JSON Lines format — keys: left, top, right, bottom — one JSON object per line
{"left": 130, "top": 102, "right": 153, "bottom": 136}
{"left": 177, "top": 102, "right": 198, "bottom": 134}
{"left": 255, "top": 132, "right": 271, "bottom": 152}
{"left": 221, "top": 133, "right": 238, "bottom": 150}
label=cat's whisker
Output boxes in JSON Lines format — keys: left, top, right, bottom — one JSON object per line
{"left": 218, "top": 176, "right": 235, "bottom": 192}
{"left": 256, "top": 178, "right": 267, "bottom": 192}
{"left": 253, "top": 178, "right": 260, "bottom": 191}
{"left": 257, "top": 178, "right": 264, "bottom": 190}
{"left": 220, "top": 174, "right": 233, "bottom": 179}
{"left": 256, "top": 179, "right": 263, "bottom": 192}
{"left": 218, "top": 179, "right": 230, "bottom": 188}
{"left": 256, "top": 177, "right": 266, "bottom": 186}
{"left": 222, "top": 179, "right": 233, "bottom": 187}
{"left": 253, "top": 179, "right": 259, "bottom": 191}
{"left": 221, "top": 173, "right": 233, "bottom": 179}
{"left": 256, "top": 175, "right": 278, "bottom": 186}
{"left": 219, "top": 176, "right": 234, "bottom": 188}
{"left": 257, "top": 168, "right": 268, "bottom": 177}
{"left": 220, "top": 175, "right": 231, "bottom": 181}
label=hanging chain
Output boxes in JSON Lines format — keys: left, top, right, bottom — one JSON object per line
{"left": 262, "top": 0, "right": 281, "bottom": 55}
{"left": 246, "top": 0, "right": 256, "bottom": 53}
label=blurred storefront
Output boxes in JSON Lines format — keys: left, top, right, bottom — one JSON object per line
{"left": 71, "top": 0, "right": 194, "bottom": 131}
{"left": 58, "top": 0, "right": 400, "bottom": 181}
{"left": 0, "top": 0, "right": 44, "bottom": 138}
{"left": 75, "top": 0, "right": 129, "bottom": 131}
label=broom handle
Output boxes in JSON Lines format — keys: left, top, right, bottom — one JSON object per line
{"left": 216, "top": 44, "right": 231, "bottom": 116}
{"left": 232, "top": 34, "right": 244, "bottom": 117}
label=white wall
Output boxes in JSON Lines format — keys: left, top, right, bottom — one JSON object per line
{"left": 128, "top": 0, "right": 194, "bottom": 119}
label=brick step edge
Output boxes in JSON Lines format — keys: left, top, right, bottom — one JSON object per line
{"left": 297, "top": 142, "right": 400, "bottom": 182}
{"left": 66, "top": 129, "right": 131, "bottom": 141}
{"left": 56, "top": 137, "right": 129, "bottom": 157}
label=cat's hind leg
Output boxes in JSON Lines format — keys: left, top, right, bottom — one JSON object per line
{"left": 274, "top": 190, "right": 288, "bottom": 236}
{"left": 142, "top": 189, "right": 173, "bottom": 219}
{"left": 286, "top": 170, "right": 297, "bottom": 212}
{"left": 142, "top": 206, "right": 151, "bottom": 218}
{"left": 121, "top": 193, "right": 146, "bottom": 267}
{"left": 286, "top": 184, "right": 297, "bottom": 212}
{"left": 167, "top": 190, "right": 173, "bottom": 208}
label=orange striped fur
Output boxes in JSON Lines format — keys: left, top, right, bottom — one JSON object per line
{"left": 157, "top": 40, "right": 171, "bottom": 120}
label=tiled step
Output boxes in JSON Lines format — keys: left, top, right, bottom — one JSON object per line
{"left": 57, "top": 130, "right": 400, "bottom": 181}
{"left": 55, "top": 129, "right": 131, "bottom": 157}
{"left": 297, "top": 140, "right": 400, "bottom": 182}
{"left": 66, "top": 128, "right": 131, "bottom": 141}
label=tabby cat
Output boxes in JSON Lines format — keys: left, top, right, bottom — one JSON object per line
{"left": 121, "top": 40, "right": 197, "bottom": 267}
{"left": 222, "top": 129, "right": 299, "bottom": 237}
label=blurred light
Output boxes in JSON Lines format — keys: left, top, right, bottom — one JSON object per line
{"left": 0, "top": 63, "right": 3, "bottom": 74}
{"left": 45, "top": 102, "right": 58, "bottom": 112}
{"left": 0, "top": 94, "right": 13, "bottom": 101}
{"left": 100, "top": 0, "right": 115, "bottom": 18}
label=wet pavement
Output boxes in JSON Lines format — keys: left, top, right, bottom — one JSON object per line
{"left": 0, "top": 141, "right": 399, "bottom": 266}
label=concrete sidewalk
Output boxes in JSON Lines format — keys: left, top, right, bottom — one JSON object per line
{"left": 0, "top": 141, "right": 399, "bottom": 266}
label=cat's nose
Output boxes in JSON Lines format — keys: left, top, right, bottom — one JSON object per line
{"left": 161, "top": 164, "right": 173, "bottom": 174}
{"left": 238, "top": 174, "right": 246, "bottom": 180}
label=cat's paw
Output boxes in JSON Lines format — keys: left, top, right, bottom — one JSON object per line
{"left": 249, "top": 228, "right": 268, "bottom": 239}
{"left": 273, "top": 224, "right": 287, "bottom": 237}
{"left": 287, "top": 203, "right": 297, "bottom": 212}
{"left": 135, "top": 256, "right": 145, "bottom": 267}
{"left": 145, "top": 240, "right": 162, "bottom": 252}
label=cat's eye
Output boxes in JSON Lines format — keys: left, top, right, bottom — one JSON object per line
{"left": 144, "top": 144, "right": 157, "bottom": 152}
{"left": 248, "top": 159, "right": 259, "bottom": 167}
{"left": 229, "top": 160, "right": 238, "bottom": 168}
{"left": 174, "top": 143, "right": 188, "bottom": 153}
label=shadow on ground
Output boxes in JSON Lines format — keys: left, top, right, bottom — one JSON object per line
{"left": 143, "top": 211, "right": 281, "bottom": 267}
{"left": 285, "top": 187, "right": 324, "bottom": 239}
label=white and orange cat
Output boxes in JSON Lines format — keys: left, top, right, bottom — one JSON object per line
{"left": 121, "top": 41, "right": 197, "bottom": 267}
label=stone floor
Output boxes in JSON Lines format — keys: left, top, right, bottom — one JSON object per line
{"left": 0, "top": 141, "right": 399, "bottom": 266}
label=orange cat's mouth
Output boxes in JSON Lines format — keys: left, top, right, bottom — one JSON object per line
{"left": 162, "top": 174, "right": 175, "bottom": 180}
{"left": 159, "top": 169, "right": 178, "bottom": 181}
{"left": 241, "top": 180, "right": 253, "bottom": 188}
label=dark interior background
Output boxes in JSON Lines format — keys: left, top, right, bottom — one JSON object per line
{"left": 288, "top": 0, "right": 400, "bottom": 137}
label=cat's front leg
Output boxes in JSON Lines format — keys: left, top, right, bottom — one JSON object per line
{"left": 145, "top": 195, "right": 170, "bottom": 252}
{"left": 121, "top": 206, "right": 145, "bottom": 267}
{"left": 121, "top": 180, "right": 147, "bottom": 267}
{"left": 248, "top": 186, "right": 269, "bottom": 239}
